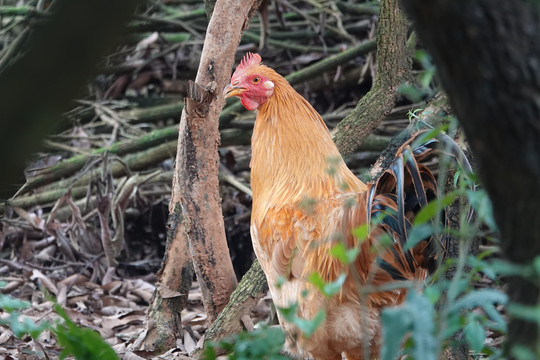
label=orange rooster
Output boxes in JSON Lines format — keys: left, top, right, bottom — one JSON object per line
{"left": 224, "top": 53, "right": 448, "bottom": 360}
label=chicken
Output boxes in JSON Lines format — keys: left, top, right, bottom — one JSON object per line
{"left": 223, "top": 53, "right": 447, "bottom": 360}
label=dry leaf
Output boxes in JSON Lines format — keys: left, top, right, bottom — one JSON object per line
{"left": 30, "top": 269, "right": 58, "bottom": 296}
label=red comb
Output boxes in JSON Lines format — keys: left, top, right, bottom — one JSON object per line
{"left": 237, "top": 52, "right": 262, "bottom": 71}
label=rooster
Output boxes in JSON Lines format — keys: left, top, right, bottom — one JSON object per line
{"left": 224, "top": 53, "right": 451, "bottom": 360}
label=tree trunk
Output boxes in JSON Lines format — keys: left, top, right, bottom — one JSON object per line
{"left": 138, "top": 0, "right": 260, "bottom": 354}
{"left": 401, "top": 0, "right": 540, "bottom": 357}
{"left": 196, "top": 260, "right": 269, "bottom": 357}
{"left": 176, "top": 0, "right": 260, "bottom": 324}
{"left": 133, "top": 203, "right": 195, "bottom": 355}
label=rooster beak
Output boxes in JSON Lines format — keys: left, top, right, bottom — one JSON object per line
{"left": 223, "top": 83, "right": 245, "bottom": 98}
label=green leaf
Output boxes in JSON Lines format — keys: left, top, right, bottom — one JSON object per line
{"left": 464, "top": 315, "right": 485, "bottom": 354}
{"left": 423, "top": 286, "right": 441, "bottom": 304}
{"left": 276, "top": 302, "right": 297, "bottom": 320}
{"left": 466, "top": 189, "right": 497, "bottom": 231}
{"left": 449, "top": 289, "right": 508, "bottom": 313}
{"left": 446, "top": 277, "right": 470, "bottom": 303}
{"left": 201, "top": 343, "right": 217, "bottom": 360}
{"left": 506, "top": 303, "right": 540, "bottom": 325}
{"left": 275, "top": 276, "right": 287, "bottom": 289}
{"left": 398, "top": 83, "right": 423, "bottom": 103}
{"left": 203, "top": 326, "right": 287, "bottom": 360}
{"left": 489, "top": 259, "right": 534, "bottom": 278}
{"left": 533, "top": 256, "right": 540, "bottom": 277}
{"left": 323, "top": 274, "right": 346, "bottom": 296}
{"left": 8, "top": 313, "right": 49, "bottom": 338}
{"left": 381, "top": 307, "right": 413, "bottom": 360}
{"left": 351, "top": 224, "right": 369, "bottom": 242}
{"left": 467, "top": 255, "right": 496, "bottom": 280}
{"left": 483, "top": 303, "right": 507, "bottom": 332}
{"left": 405, "top": 223, "right": 435, "bottom": 251}
{"left": 418, "top": 68, "right": 435, "bottom": 89}
{"left": 453, "top": 170, "right": 462, "bottom": 187}
{"left": 0, "top": 295, "right": 30, "bottom": 312}
{"left": 329, "top": 243, "right": 360, "bottom": 265}
{"left": 323, "top": 274, "right": 346, "bottom": 297}
{"left": 294, "top": 310, "right": 326, "bottom": 338}
{"left": 442, "top": 313, "right": 466, "bottom": 340}
{"left": 415, "top": 50, "right": 435, "bottom": 71}
{"left": 381, "top": 291, "right": 436, "bottom": 360}
{"left": 307, "top": 273, "right": 325, "bottom": 292}
{"left": 278, "top": 303, "right": 325, "bottom": 338}
{"left": 54, "top": 303, "right": 119, "bottom": 360}
{"left": 411, "top": 124, "right": 449, "bottom": 147}
{"left": 308, "top": 273, "right": 346, "bottom": 297}
{"left": 413, "top": 193, "right": 458, "bottom": 225}
{"left": 509, "top": 345, "right": 538, "bottom": 360}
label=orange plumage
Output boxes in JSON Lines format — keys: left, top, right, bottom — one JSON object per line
{"left": 224, "top": 53, "right": 446, "bottom": 360}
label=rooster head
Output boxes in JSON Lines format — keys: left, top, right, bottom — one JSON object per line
{"left": 223, "top": 53, "right": 275, "bottom": 110}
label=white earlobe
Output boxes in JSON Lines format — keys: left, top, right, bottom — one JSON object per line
{"left": 263, "top": 81, "right": 275, "bottom": 90}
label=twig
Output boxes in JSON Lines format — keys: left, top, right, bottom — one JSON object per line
{"left": 219, "top": 173, "right": 252, "bottom": 197}
{"left": 336, "top": 2, "right": 380, "bottom": 16}
{"left": 134, "top": 15, "right": 203, "bottom": 39}
{"left": 275, "top": 0, "right": 355, "bottom": 42}
{"left": 14, "top": 126, "right": 179, "bottom": 196}
{"left": 0, "top": 6, "right": 48, "bottom": 17}
{"left": 42, "top": 139, "right": 91, "bottom": 155}
{"left": 243, "top": 31, "right": 343, "bottom": 54}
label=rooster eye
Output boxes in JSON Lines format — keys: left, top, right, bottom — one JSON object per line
{"left": 251, "top": 77, "right": 261, "bottom": 84}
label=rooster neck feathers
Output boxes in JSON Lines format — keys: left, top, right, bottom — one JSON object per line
{"left": 249, "top": 69, "right": 366, "bottom": 222}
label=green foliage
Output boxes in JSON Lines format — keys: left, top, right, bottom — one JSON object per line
{"left": 464, "top": 313, "right": 486, "bottom": 354}
{"left": 0, "top": 286, "right": 118, "bottom": 360}
{"left": 377, "top": 117, "right": 511, "bottom": 359}
{"left": 412, "top": 192, "right": 457, "bottom": 226}
{"left": 0, "top": 289, "right": 49, "bottom": 338}
{"left": 351, "top": 223, "right": 370, "bottom": 243}
{"left": 380, "top": 270, "right": 508, "bottom": 359}
{"left": 202, "top": 326, "right": 288, "bottom": 360}
{"left": 509, "top": 344, "right": 539, "bottom": 360}
{"left": 308, "top": 272, "right": 347, "bottom": 297}
{"left": 53, "top": 303, "right": 118, "bottom": 360}
{"left": 449, "top": 289, "right": 507, "bottom": 315}
{"left": 0, "top": 292, "right": 30, "bottom": 312}
{"left": 329, "top": 242, "right": 361, "bottom": 265}
{"left": 398, "top": 50, "right": 436, "bottom": 102}
{"left": 0, "top": 297, "right": 43, "bottom": 336}
{"left": 415, "top": 50, "right": 436, "bottom": 89}
{"left": 506, "top": 302, "right": 540, "bottom": 327}
{"left": 466, "top": 189, "right": 498, "bottom": 231}
{"left": 381, "top": 290, "right": 437, "bottom": 360}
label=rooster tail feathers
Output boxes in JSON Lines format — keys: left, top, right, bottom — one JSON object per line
{"left": 368, "top": 130, "right": 470, "bottom": 279}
